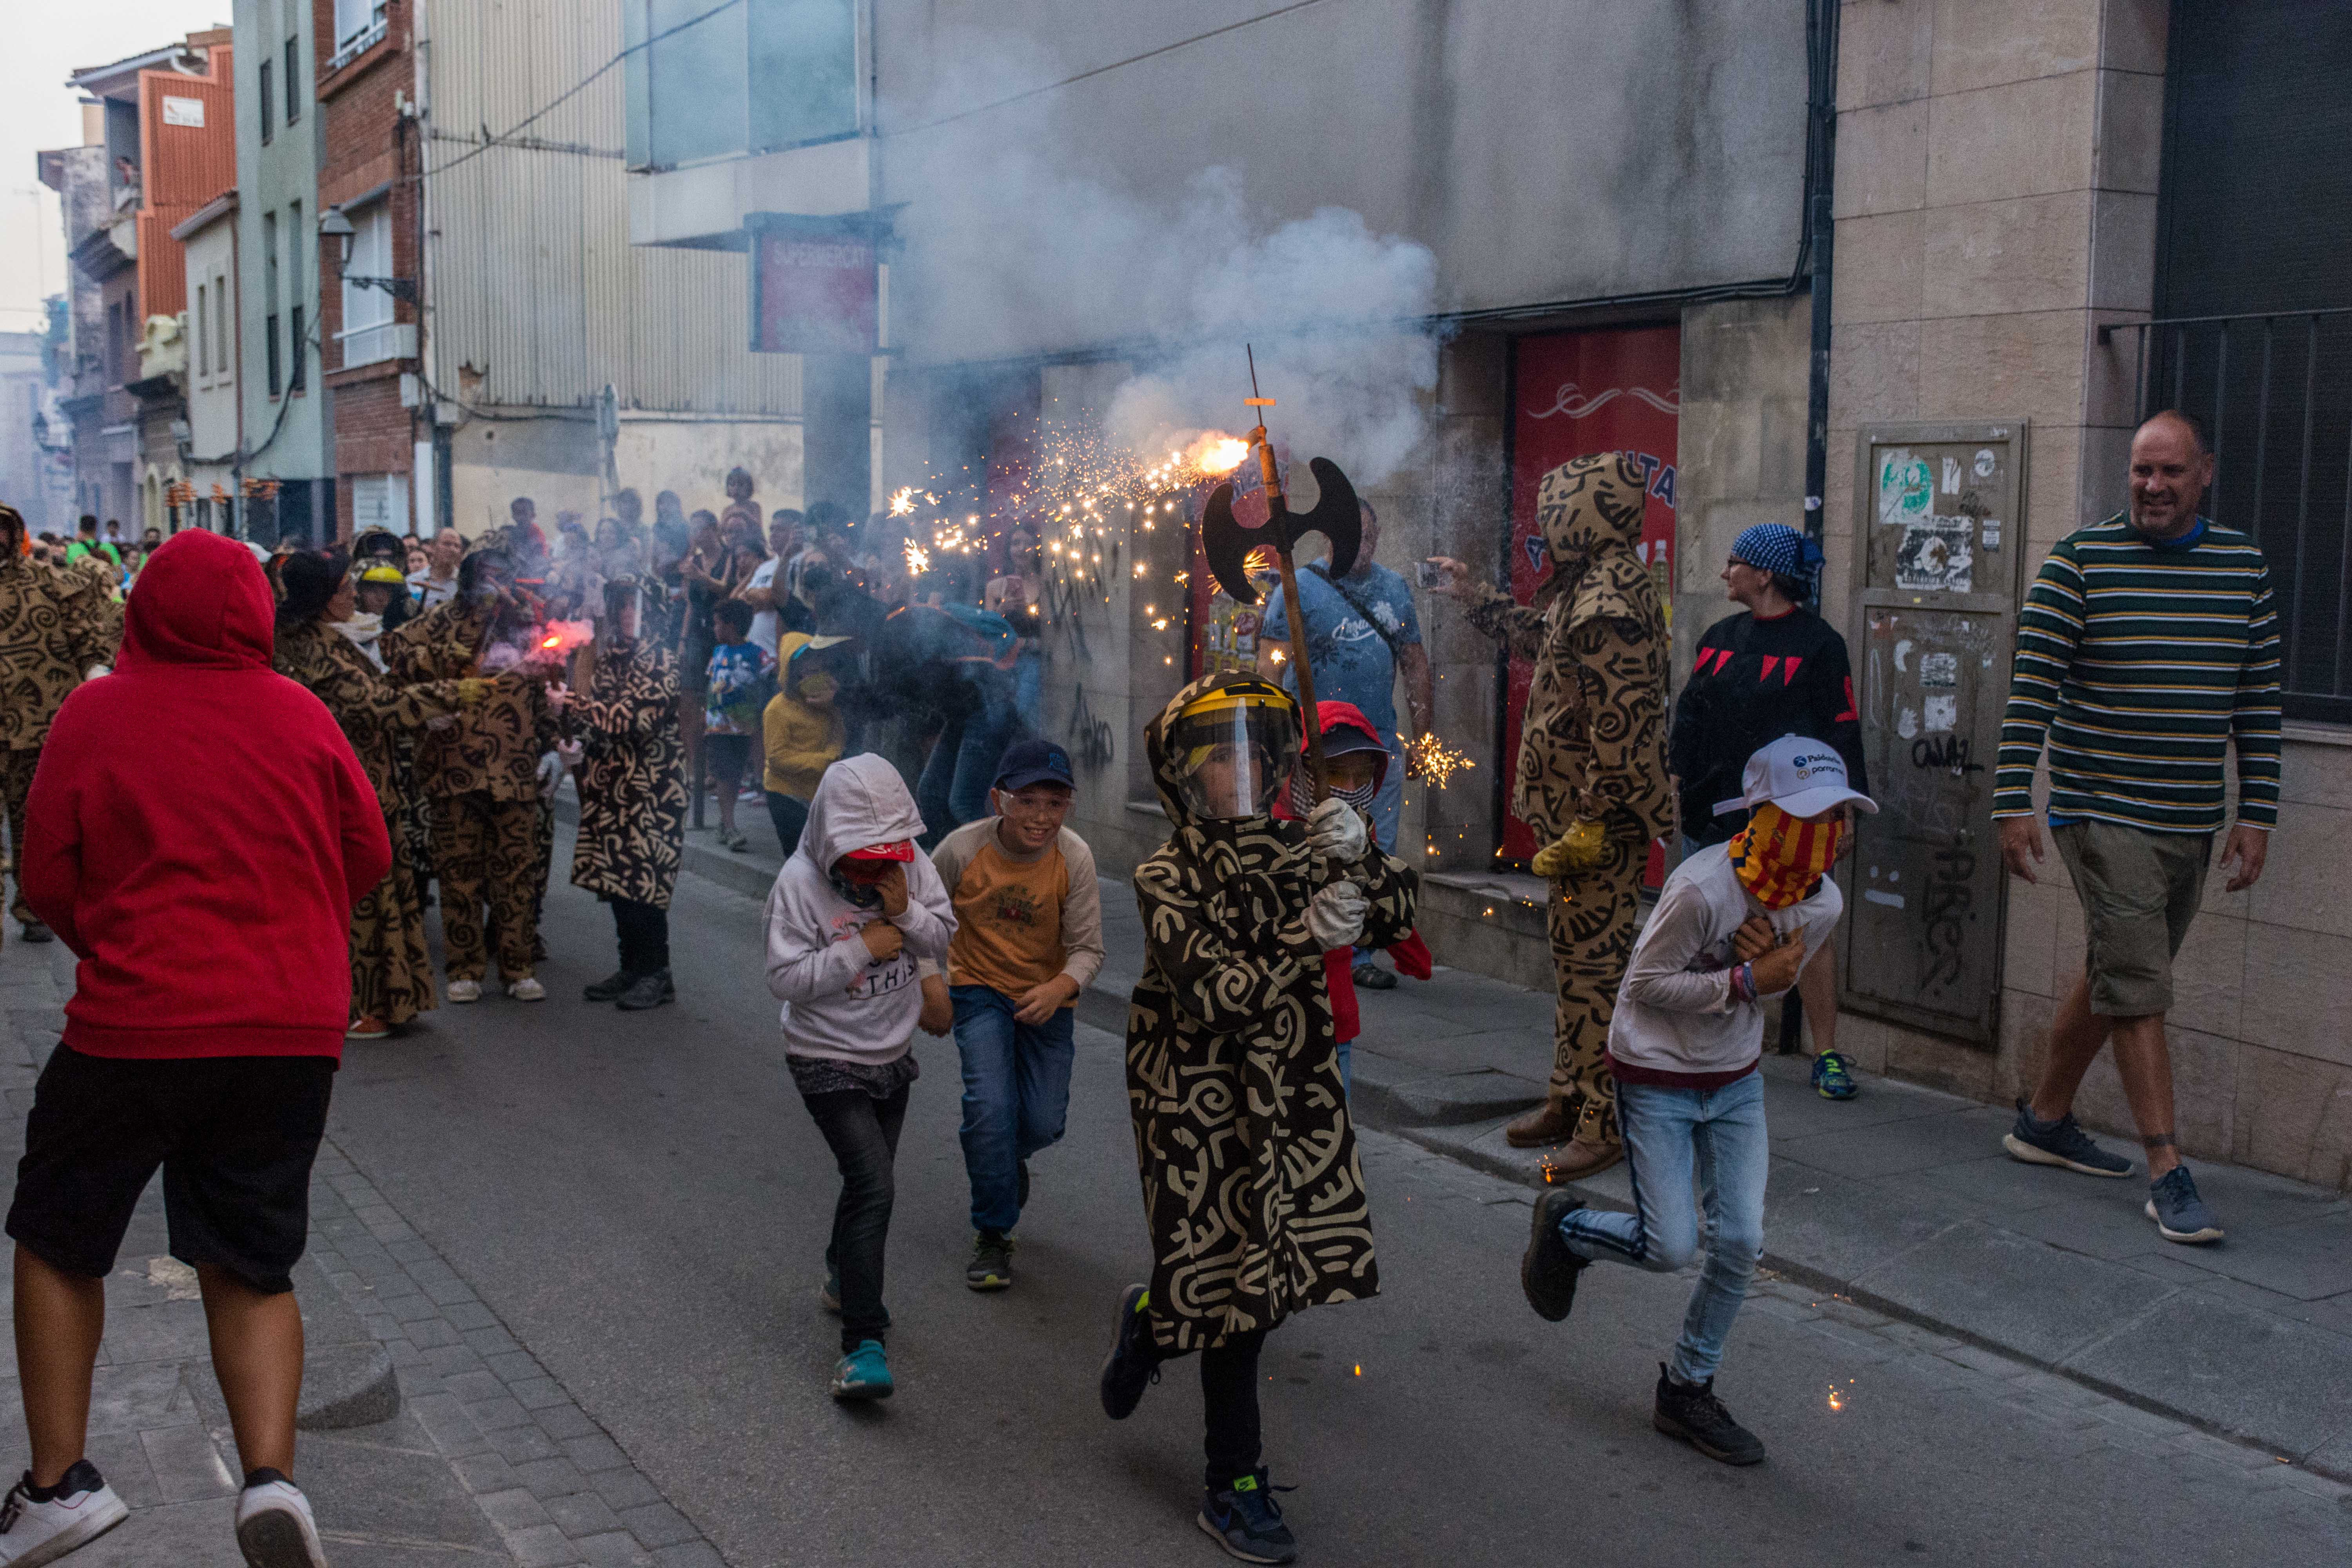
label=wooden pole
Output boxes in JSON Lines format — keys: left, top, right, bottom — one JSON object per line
{"left": 1252, "top": 423, "right": 1325, "bottom": 804}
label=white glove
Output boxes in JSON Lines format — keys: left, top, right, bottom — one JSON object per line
{"left": 1306, "top": 796, "right": 1368, "bottom": 864}
{"left": 1306, "top": 881, "right": 1369, "bottom": 951}
{"left": 425, "top": 714, "right": 457, "bottom": 732}
{"left": 84, "top": 665, "right": 110, "bottom": 680}
{"left": 535, "top": 751, "right": 563, "bottom": 801}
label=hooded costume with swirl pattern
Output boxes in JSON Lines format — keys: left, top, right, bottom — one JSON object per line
{"left": 1123, "top": 673, "right": 1417, "bottom": 1354}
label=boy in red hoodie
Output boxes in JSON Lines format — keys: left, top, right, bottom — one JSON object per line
{"left": 3, "top": 532, "right": 388, "bottom": 1568}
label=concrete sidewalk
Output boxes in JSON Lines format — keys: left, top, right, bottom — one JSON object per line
{"left": 663, "top": 807, "right": 2352, "bottom": 1477}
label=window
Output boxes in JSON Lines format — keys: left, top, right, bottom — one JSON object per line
{"left": 195, "top": 286, "right": 210, "bottom": 379}
{"left": 350, "top": 474, "right": 408, "bottom": 534}
{"left": 284, "top": 34, "right": 300, "bottom": 124}
{"left": 332, "top": 0, "right": 388, "bottom": 67}
{"left": 259, "top": 59, "right": 274, "bottom": 143}
{"left": 338, "top": 201, "right": 399, "bottom": 367}
{"left": 212, "top": 278, "right": 233, "bottom": 387}
{"left": 288, "top": 202, "right": 305, "bottom": 390}
{"left": 625, "top": 0, "right": 859, "bottom": 169}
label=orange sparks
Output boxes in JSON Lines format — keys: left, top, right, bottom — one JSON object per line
{"left": 1406, "top": 733, "right": 1474, "bottom": 789}
{"left": 1191, "top": 433, "right": 1251, "bottom": 474}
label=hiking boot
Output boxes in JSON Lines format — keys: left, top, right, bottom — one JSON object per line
{"left": 583, "top": 971, "right": 632, "bottom": 1002}
{"left": 616, "top": 970, "right": 673, "bottom": 1011}
{"left": 1549, "top": 1134, "right": 1624, "bottom": 1180}
{"left": 2002, "top": 1098, "right": 2132, "bottom": 1177}
{"left": 1521, "top": 1189, "right": 1587, "bottom": 1321}
{"left": 446, "top": 978, "right": 483, "bottom": 1004}
{"left": 234, "top": 1469, "right": 327, "bottom": 1568}
{"left": 0, "top": 1460, "right": 128, "bottom": 1564}
{"left": 17, "top": 921, "right": 53, "bottom": 945}
{"left": 1350, "top": 960, "right": 1397, "bottom": 991}
{"left": 967, "top": 1231, "right": 1014, "bottom": 1291}
{"left": 1504, "top": 1102, "right": 1575, "bottom": 1149}
{"left": 2145, "top": 1165, "right": 2225, "bottom": 1244}
{"left": 1197, "top": 1471, "right": 1297, "bottom": 1564}
{"left": 830, "top": 1340, "right": 893, "bottom": 1401}
{"left": 507, "top": 977, "right": 547, "bottom": 1002}
{"left": 1099, "top": 1283, "right": 1161, "bottom": 1419}
{"left": 1653, "top": 1364, "right": 1765, "bottom": 1466}
{"left": 1810, "top": 1050, "right": 1858, "bottom": 1100}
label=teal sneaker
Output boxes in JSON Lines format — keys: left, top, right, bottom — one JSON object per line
{"left": 830, "top": 1340, "right": 893, "bottom": 1401}
{"left": 1810, "top": 1051, "right": 1859, "bottom": 1100}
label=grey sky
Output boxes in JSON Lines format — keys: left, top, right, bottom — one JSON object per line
{"left": 1, "top": 7, "right": 227, "bottom": 332}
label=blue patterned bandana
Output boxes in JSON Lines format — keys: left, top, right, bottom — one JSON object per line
{"left": 1731, "top": 523, "right": 1822, "bottom": 583}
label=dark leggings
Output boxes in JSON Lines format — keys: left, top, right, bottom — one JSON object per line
{"left": 765, "top": 791, "right": 809, "bottom": 859}
{"left": 801, "top": 1083, "right": 909, "bottom": 1351}
{"left": 608, "top": 898, "right": 670, "bottom": 974}
{"left": 1199, "top": 1328, "right": 1270, "bottom": 1489}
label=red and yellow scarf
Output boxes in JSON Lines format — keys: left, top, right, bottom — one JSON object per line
{"left": 1730, "top": 802, "right": 1842, "bottom": 909}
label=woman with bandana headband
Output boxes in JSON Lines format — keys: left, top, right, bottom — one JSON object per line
{"left": 1668, "top": 521, "right": 1869, "bottom": 1101}
{"left": 1519, "top": 735, "right": 1874, "bottom": 1470}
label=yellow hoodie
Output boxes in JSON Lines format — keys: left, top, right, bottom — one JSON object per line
{"left": 762, "top": 632, "right": 846, "bottom": 800}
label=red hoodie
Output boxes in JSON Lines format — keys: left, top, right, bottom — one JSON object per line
{"left": 23, "top": 530, "right": 390, "bottom": 1060}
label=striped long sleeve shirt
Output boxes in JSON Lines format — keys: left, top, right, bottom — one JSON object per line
{"left": 1994, "top": 514, "right": 2281, "bottom": 833}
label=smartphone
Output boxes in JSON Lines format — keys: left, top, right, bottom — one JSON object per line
{"left": 1416, "top": 559, "right": 1444, "bottom": 588}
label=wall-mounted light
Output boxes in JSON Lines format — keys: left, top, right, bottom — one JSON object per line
{"left": 318, "top": 204, "right": 417, "bottom": 302}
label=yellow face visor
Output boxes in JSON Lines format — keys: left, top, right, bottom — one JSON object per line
{"left": 1165, "top": 681, "right": 1299, "bottom": 820}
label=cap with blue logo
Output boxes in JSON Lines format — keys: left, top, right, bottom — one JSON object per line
{"left": 994, "top": 738, "right": 1075, "bottom": 793}
{"left": 1715, "top": 734, "right": 1878, "bottom": 820}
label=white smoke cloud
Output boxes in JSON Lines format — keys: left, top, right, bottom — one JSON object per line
{"left": 886, "top": 42, "right": 1445, "bottom": 487}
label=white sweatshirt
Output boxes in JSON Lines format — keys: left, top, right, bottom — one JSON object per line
{"left": 763, "top": 753, "right": 955, "bottom": 1063}
{"left": 1606, "top": 842, "right": 1842, "bottom": 1080}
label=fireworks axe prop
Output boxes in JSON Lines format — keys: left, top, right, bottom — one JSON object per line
{"left": 1199, "top": 350, "right": 1362, "bottom": 802}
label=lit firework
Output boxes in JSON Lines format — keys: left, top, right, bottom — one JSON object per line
{"left": 1407, "top": 733, "right": 1475, "bottom": 789}
{"left": 888, "top": 487, "right": 916, "bottom": 516}
{"left": 904, "top": 542, "right": 931, "bottom": 576}
{"left": 534, "top": 620, "right": 597, "bottom": 659}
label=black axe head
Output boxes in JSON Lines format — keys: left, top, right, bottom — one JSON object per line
{"left": 1199, "top": 457, "right": 1362, "bottom": 606}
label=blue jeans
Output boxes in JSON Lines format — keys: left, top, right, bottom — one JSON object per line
{"left": 951, "top": 985, "right": 1076, "bottom": 1234}
{"left": 1351, "top": 733, "right": 1407, "bottom": 971}
{"left": 917, "top": 681, "right": 1019, "bottom": 838}
{"left": 1559, "top": 1071, "right": 1768, "bottom": 1385}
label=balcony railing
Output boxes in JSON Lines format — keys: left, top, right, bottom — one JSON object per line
{"left": 2101, "top": 307, "right": 2352, "bottom": 725}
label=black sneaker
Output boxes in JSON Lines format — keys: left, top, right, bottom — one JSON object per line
{"left": 1653, "top": 1363, "right": 1765, "bottom": 1465}
{"left": 1197, "top": 1471, "right": 1297, "bottom": 1564}
{"left": 1520, "top": 1189, "right": 1587, "bottom": 1321}
{"left": 967, "top": 1231, "right": 1014, "bottom": 1291}
{"left": 616, "top": 969, "right": 674, "bottom": 1011}
{"left": 2002, "top": 1098, "right": 2133, "bottom": 1178}
{"left": 2145, "top": 1165, "right": 2225, "bottom": 1244}
{"left": 19, "top": 920, "right": 54, "bottom": 944}
{"left": 583, "top": 971, "right": 632, "bottom": 1002}
{"left": 1099, "top": 1283, "right": 1161, "bottom": 1419}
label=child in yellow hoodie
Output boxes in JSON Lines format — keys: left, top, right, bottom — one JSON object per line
{"left": 762, "top": 632, "right": 850, "bottom": 857}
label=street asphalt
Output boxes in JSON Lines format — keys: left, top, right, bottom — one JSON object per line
{"left": 297, "top": 824, "right": 2349, "bottom": 1568}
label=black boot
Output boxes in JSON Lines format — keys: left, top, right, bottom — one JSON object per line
{"left": 1653, "top": 1363, "right": 1765, "bottom": 1465}
{"left": 616, "top": 969, "right": 674, "bottom": 1011}
{"left": 583, "top": 971, "right": 632, "bottom": 1002}
{"left": 1520, "top": 1189, "right": 1587, "bottom": 1321}
{"left": 20, "top": 920, "right": 54, "bottom": 944}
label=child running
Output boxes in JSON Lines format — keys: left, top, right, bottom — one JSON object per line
{"left": 927, "top": 738, "right": 1104, "bottom": 1291}
{"left": 764, "top": 754, "right": 954, "bottom": 1401}
{"left": 704, "top": 599, "right": 773, "bottom": 851}
{"left": 1518, "top": 735, "right": 1873, "bottom": 1464}
{"left": 1099, "top": 675, "right": 1416, "bottom": 1564}
{"left": 761, "top": 632, "right": 850, "bottom": 858}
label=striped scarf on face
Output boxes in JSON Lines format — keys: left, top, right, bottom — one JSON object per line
{"left": 1730, "top": 802, "right": 1841, "bottom": 909}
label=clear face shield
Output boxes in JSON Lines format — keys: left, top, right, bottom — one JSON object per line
{"left": 602, "top": 577, "right": 645, "bottom": 642}
{"left": 1165, "top": 684, "right": 1301, "bottom": 821}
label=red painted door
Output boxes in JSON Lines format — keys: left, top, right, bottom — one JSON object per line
{"left": 1503, "top": 326, "right": 1679, "bottom": 880}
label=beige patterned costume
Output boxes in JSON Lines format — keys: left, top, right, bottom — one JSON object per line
{"left": 0, "top": 537, "right": 121, "bottom": 926}
{"left": 1461, "top": 453, "right": 1675, "bottom": 1143}
{"left": 1124, "top": 674, "right": 1417, "bottom": 1354}
{"left": 568, "top": 638, "right": 686, "bottom": 908}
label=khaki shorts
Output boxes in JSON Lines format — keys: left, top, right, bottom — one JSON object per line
{"left": 2051, "top": 819, "right": 2212, "bottom": 1018}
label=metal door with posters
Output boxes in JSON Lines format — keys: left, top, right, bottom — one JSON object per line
{"left": 1504, "top": 327, "right": 1679, "bottom": 877}
{"left": 1841, "top": 421, "right": 2028, "bottom": 1047}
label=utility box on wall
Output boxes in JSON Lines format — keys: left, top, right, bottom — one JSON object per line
{"left": 1840, "top": 421, "right": 2028, "bottom": 1048}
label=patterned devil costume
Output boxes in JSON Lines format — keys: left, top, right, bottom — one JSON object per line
{"left": 0, "top": 520, "right": 122, "bottom": 929}
{"left": 1460, "top": 452, "right": 1674, "bottom": 1144}
{"left": 569, "top": 635, "right": 686, "bottom": 908}
{"left": 274, "top": 619, "right": 470, "bottom": 1025}
{"left": 1125, "top": 673, "right": 1416, "bottom": 1355}
{"left": 382, "top": 597, "right": 561, "bottom": 984}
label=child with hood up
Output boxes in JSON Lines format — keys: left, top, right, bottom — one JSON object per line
{"left": 764, "top": 754, "right": 954, "bottom": 1401}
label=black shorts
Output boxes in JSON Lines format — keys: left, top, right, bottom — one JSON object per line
{"left": 704, "top": 732, "right": 753, "bottom": 783}
{"left": 6, "top": 1046, "right": 336, "bottom": 1294}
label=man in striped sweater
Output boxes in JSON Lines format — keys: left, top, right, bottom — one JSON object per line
{"left": 1992, "top": 410, "right": 2279, "bottom": 1246}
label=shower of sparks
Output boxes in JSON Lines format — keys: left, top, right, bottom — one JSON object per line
{"left": 888, "top": 487, "right": 916, "bottom": 516}
{"left": 904, "top": 543, "right": 931, "bottom": 576}
{"left": 1826, "top": 1384, "right": 1847, "bottom": 1412}
{"left": 532, "top": 620, "right": 596, "bottom": 659}
{"left": 1407, "top": 733, "right": 1475, "bottom": 789}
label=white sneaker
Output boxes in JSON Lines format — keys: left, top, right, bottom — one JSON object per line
{"left": 446, "top": 979, "right": 483, "bottom": 1004}
{"left": 507, "top": 977, "right": 546, "bottom": 1002}
{"left": 234, "top": 1473, "right": 326, "bottom": 1568}
{"left": 0, "top": 1462, "right": 130, "bottom": 1565}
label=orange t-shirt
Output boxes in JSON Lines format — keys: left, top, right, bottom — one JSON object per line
{"left": 945, "top": 837, "right": 1069, "bottom": 996}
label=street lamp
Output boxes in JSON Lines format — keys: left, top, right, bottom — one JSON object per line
{"left": 318, "top": 204, "right": 416, "bottom": 303}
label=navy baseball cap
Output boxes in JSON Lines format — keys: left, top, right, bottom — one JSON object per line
{"left": 995, "top": 738, "right": 1075, "bottom": 793}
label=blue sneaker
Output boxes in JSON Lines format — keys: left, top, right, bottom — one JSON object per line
{"left": 2145, "top": 1166, "right": 2225, "bottom": 1244}
{"left": 1198, "top": 1471, "right": 1297, "bottom": 1564}
{"left": 830, "top": 1340, "right": 893, "bottom": 1401}
{"left": 1810, "top": 1051, "right": 1859, "bottom": 1100}
{"left": 2002, "top": 1098, "right": 2133, "bottom": 1178}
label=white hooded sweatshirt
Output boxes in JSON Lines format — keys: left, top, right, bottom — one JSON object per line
{"left": 763, "top": 753, "right": 955, "bottom": 1063}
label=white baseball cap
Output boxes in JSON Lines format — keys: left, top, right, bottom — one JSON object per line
{"left": 1714, "top": 734, "right": 1878, "bottom": 820}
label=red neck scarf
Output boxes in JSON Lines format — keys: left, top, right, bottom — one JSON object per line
{"left": 1730, "top": 803, "right": 1840, "bottom": 909}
